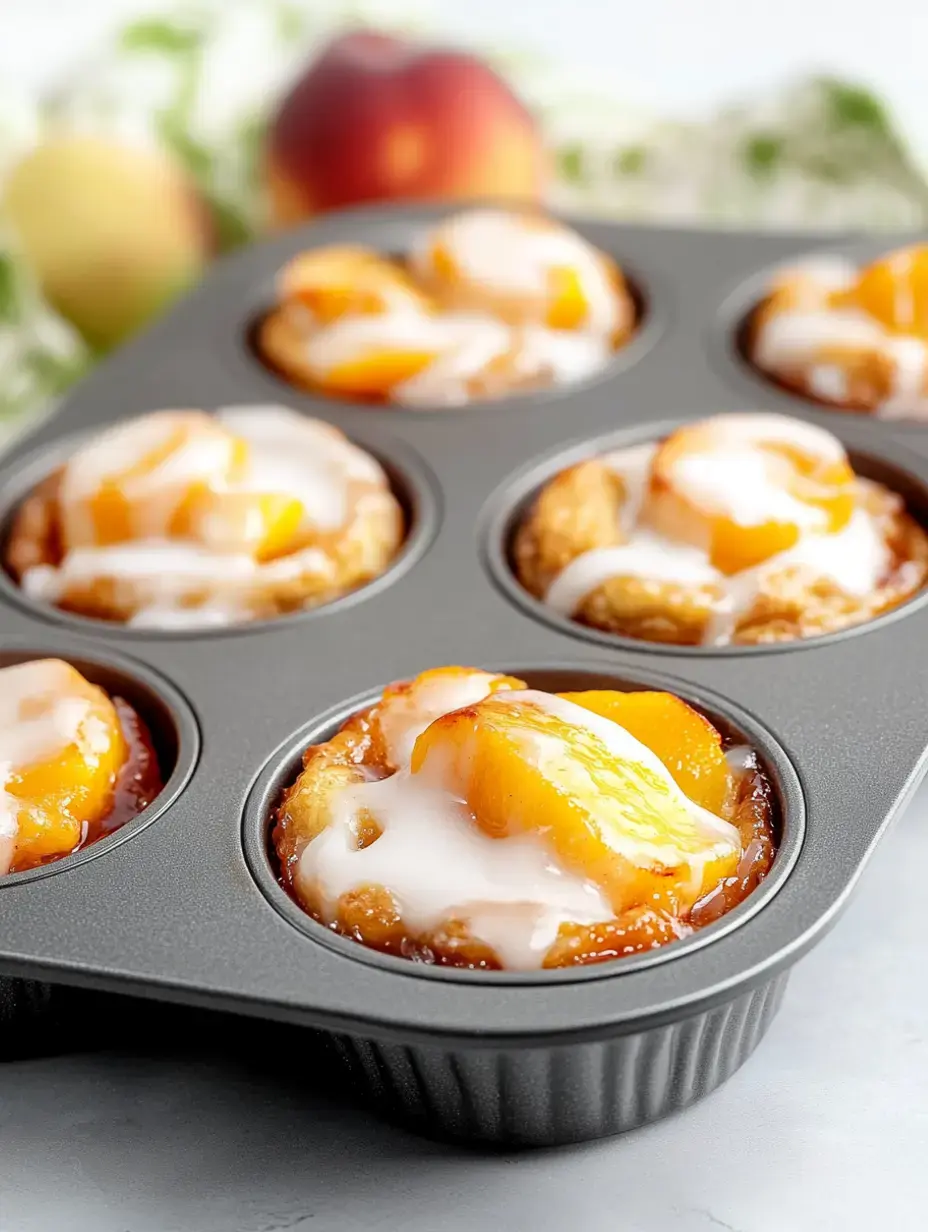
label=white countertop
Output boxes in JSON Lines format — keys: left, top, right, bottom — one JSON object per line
{"left": 1, "top": 775, "right": 926, "bottom": 1231}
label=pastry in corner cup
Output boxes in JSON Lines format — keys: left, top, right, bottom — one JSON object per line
{"left": 0, "top": 659, "right": 163, "bottom": 876}
{"left": 273, "top": 665, "right": 776, "bottom": 970}
{"left": 258, "top": 208, "right": 636, "bottom": 407}
{"left": 513, "top": 411, "right": 928, "bottom": 646}
{"left": 749, "top": 244, "right": 928, "bottom": 417}
{"left": 5, "top": 405, "right": 404, "bottom": 630}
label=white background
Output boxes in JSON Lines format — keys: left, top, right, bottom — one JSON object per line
{"left": 3, "top": 0, "right": 928, "bottom": 158}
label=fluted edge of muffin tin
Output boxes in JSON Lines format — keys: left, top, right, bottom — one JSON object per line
{"left": 1, "top": 205, "right": 928, "bottom": 1149}
{"left": 321, "top": 970, "right": 788, "bottom": 1147}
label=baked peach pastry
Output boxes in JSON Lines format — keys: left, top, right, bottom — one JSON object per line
{"left": 5, "top": 404, "right": 404, "bottom": 629}
{"left": 514, "top": 412, "right": 928, "bottom": 646}
{"left": 257, "top": 209, "right": 636, "bottom": 406}
{"left": 0, "top": 659, "right": 162, "bottom": 876}
{"left": 749, "top": 245, "right": 928, "bottom": 417}
{"left": 274, "top": 667, "right": 776, "bottom": 969}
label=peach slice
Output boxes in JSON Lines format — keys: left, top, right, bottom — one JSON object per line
{"left": 410, "top": 691, "right": 740, "bottom": 914}
{"left": 557, "top": 690, "right": 732, "bottom": 815}
{"left": 2, "top": 660, "right": 127, "bottom": 871}
{"left": 59, "top": 410, "right": 242, "bottom": 549}
{"left": 299, "top": 312, "right": 510, "bottom": 399}
{"left": 181, "top": 489, "right": 306, "bottom": 561}
{"left": 843, "top": 244, "right": 928, "bottom": 338}
{"left": 278, "top": 245, "right": 429, "bottom": 322}
{"left": 369, "top": 666, "right": 527, "bottom": 769}
{"left": 646, "top": 413, "right": 856, "bottom": 574}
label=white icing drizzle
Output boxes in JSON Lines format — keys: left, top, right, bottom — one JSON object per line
{"left": 216, "top": 405, "right": 385, "bottom": 532}
{"left": 297, "top": 683, "right": 740, "bottom": 969}
{"left": 724, "top": 745, "right": 758, "bottom": 775}
{"left": 391, "top": 316, "right": 513, "bottom": 407}
{"left": 602, "top": 442, "right": 658, "bottom": 532}
{"left": 415, "top": 209, "right": 621, "bottom": 336}
{"left": 540, "top": 420, "right": 894, "bottom": 645}
{"left": 303, "top": 310, "right": 509, "bottom": 382}
{"left": 509, "top": 326, "right": 613, "bottom": 385}
{"left": 376, "top": 669, "right": 507, "bottom": 767}
{"left": 546, "top": 534, "right": 722, "bottom": 617}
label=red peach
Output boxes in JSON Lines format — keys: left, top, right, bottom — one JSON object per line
{"left": 265, "top": 31, "right": 546, "bottom": 225}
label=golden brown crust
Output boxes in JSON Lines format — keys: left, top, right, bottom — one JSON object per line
{"left": 573, "top": 577, "right": 723, "bottom": 645}
{"left": 6, "top": 471, "right": 63, "bottom": 579}
{"left": 512, "top": 459, "right": 626, "bottom": 598}
{"left": 257, "top": 305, "right": 330, "bottom": 396}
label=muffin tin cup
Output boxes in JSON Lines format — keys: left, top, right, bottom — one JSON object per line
{"left": 2, "top": 205, "right": 928, "bottom": 1147}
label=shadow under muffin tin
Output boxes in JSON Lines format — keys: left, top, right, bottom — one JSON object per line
{"left": 1, "top": 204, "right": 928, "bottom": 1148}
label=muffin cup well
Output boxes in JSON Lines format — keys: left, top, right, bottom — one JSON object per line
{"left": 241, "top": 662, "right": 801, "bottom": 1144}
{"left": 482, "top": 416, "right": 928, "bottom": 657}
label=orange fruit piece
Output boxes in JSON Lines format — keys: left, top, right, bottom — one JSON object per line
{"left": 647, "top": 413, "right": 856, "bottom": 574}
{"left": 410, "top": 691, "right": 740, "bottom": 915}
{"left": 844, "top": 244, "right": 928, "bottom": 338}
{"left": 323, "top": 347, "right": 441, "bottom": 396}
{"left": 546, "top": 265, "right": 588, "bottom": 330}
{"left": 557, "top": 690, "right": 732, "bottom": 815}
{"left": 279, "top": 245, "right": 428, "bottom": 323}
{"left": 3, "top": 660, "right": 127, "bottom": 871}
{"left": 179, "top": 488, "right": 306, "bottom": 561}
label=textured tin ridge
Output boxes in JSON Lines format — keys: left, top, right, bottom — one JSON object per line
{"left": 326, "top": 972, "right": 788, "bottom": 1146}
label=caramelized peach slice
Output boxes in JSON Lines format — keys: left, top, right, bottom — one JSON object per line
{"left": 558, "top": 690, "right": 732, "bottom": 814}
{"left": 410, "top": 691, "right": 740, "bottom": 914}
{"left": 368, "top": 666, "right": 527, "bottom": 769}
{"left": 844, "top": 244, "right": 928, "bottom": 338}
{"left": 59, "top": 410, "right": 242, "bottom": 549}
{"left": 646, "top": 413, "right": 856, "bottom": 574}
{"left": 2, "top": 660, "right": 127, "bottom": 871}
{"left": 278, "top": 245, "right": 428, "bottom": 322}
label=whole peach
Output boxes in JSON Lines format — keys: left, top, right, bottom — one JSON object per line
{"left": 265, "top": 31, "right": 546, "bottom": 224}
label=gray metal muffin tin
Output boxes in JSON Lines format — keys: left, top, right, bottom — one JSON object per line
{"left": 1, "top": 203, "right": 927, "bottom": 1147}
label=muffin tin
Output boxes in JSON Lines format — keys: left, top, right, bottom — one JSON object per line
{"left": 2, "top": 204, "right": 928, "bottom": 1148}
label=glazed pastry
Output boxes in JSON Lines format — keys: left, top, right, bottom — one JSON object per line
{"left": 0, "top": 659, "right": 162, "bottom": 876}
{"left": 749, "top": 245, "right": 928, "bottom": 417}
{"left": 257, "top": 208, "right": 635, "bottom": 406}
{"left": 273, "top": 666, "right": 776, "bottom": 970}
{"left": 5, "top": 404, "right": 404, "bottom": 629}
{"left": 514, "top": 412, "right": 928, "bottom": 646}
